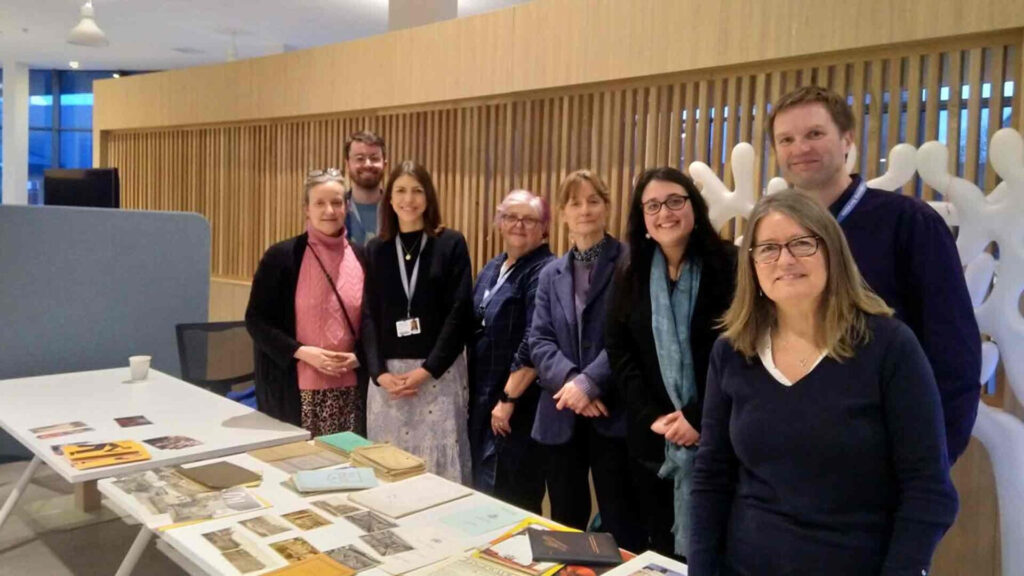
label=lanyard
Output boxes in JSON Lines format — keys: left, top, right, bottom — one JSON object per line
{"left": 481, "top": 259, "right": 518, "bottom": 308}
{"left": 395, "top": 234, "right": 427, "bottom": 318}
{"left": 836, "top": 179, "right": 867, "bottom": 223}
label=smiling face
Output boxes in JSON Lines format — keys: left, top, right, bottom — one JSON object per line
{"left": 346, "top": 141, "right": 386, "bottom": 190}
{"left": 752, "top": 211, "right": 828, "bottom": 308}
{"left": 641, "top": 179, "right": 694, "bottom": 252}
{"left": 305, "top": 180, "right": 347, "bottom": 237}
{"left": 561, "top": 181, "right": 608, "bottom": 239}
{"left": 390, "top": 173, "right": 427, "bottom": 229}
{"left": 772, "top": 102, "right": 853, "bottom": 195}
{"left": 500, "top": 203, "right": 545, "bottom": 255}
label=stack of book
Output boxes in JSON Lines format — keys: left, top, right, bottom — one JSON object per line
{"left": 349, "top": 444, "right": 425, "bottom": 481}
{"left": 61, "top": 440, "right": 150, "bottom": 470}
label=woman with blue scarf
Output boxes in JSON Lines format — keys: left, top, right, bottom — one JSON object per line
{"left": 606, "top": 167, "right": 736, "bottom": 558}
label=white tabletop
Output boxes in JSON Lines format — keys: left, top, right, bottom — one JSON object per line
{"left": 0, "top": 368, "right": 309, "bottom": 483}
{"left": 100, "top": 454, "right": 533, "bottom": 576}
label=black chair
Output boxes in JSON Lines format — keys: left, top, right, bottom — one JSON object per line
{"left": 175, "top": 321, "right": 256, "bottom": 405}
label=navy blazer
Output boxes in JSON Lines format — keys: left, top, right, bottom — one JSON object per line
{"left": 529, "top": 237, "right": 627, "bottom": 445}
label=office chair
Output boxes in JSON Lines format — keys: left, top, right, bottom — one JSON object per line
{"left": 175, "top": 321, "right": 256, "bottom": 407}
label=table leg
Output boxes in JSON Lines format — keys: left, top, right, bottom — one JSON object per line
{"left": 115, "top": 526, "right": 154, "bottom": 576}
{"left": 75, "top": 480, "right": 101, "bottom": 512}
{"left": 0, "top": 455, "right": 42, "bottom": 532}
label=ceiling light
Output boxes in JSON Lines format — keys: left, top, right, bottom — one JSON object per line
{"left": 67, "top": 1, "right": 109, "bottom": 47}
{"left": 69, "top": 61, "right": 80, "bottom": 69}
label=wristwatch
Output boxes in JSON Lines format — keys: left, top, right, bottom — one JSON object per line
{"left": 498, "top": 390, "right": 519, "bottom": 404}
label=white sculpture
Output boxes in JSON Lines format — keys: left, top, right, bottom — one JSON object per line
{"left": 917, "top": 128, "right": 1024, "bottom": 576}
{"left": 688, "top": 143, "right": 757, "bottom": 230}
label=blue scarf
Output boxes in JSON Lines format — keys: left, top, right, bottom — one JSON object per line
{"left": 650, "top": 247, "right": 701, "bottom": 556}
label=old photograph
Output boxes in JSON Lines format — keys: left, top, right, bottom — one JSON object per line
{"left": 281, "top": 508, "right": 332, "bottom": 531}
{"left": 360, "top": 530, "right": 413, "bottom": 557}
{"left": 342, "top": 510, "right": 397, "bottom": 533}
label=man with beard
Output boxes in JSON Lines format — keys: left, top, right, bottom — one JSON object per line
{"left": 767, "top": 86, "right": 981, "bottom": 464}
{"left": 344, "top": 130, "right": 388, "bottom": 244}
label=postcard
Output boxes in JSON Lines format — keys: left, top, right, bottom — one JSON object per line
{"left": 30, "top": 421, "right": 90, "bottom": 436}
{"left": 38, "top": 427, "right": 95, "bottom": 440}
{"left": 311, "top": 496, "right": 363, "bottom": 518}
{"left": 348, "top": 474, "right": 471, "bottom": 518}
{"left": 359, "top": 530, "right": 413, "bottom": 557}
{"left": 270, "top": 537, "right": 320, "bottom": 564}
{"left": 239, "top": 515, "right": 292, "bottom": 538}
{"left": 115, "top": 415, "right": 152, "bottom": 427}
{"left": 143, "top": 435, "right": 202, "bottom": 450}
{"left": 281, "top": 509, "right": 333, "bottom": 531}
{"left": 325, "top": 544, "right": 381, "bottom": 572}
{"left": 203, "top": 527, "right": 243, "bottom": 553}
{"left": 222, "top": 548, "right": 266, "bottom": 574}
{"left": 341, "top": 510, "right": 397, "bottom": 533}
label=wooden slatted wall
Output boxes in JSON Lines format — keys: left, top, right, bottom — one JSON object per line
{"left": 105, "top": 32, "right": 1020, "bottom": 281}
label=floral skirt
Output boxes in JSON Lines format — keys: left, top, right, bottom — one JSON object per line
{"left": 367, "top": 355, "right": 471, "bottom": 484}
{"left": 299, "top": 385, "right": 365, "bottom": 437}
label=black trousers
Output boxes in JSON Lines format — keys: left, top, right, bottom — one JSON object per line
{"left": 632, "top": 456, "right": 678, "bottom": 557}
{"left": 540, "top": 425, "right": 645, "bottom": 551}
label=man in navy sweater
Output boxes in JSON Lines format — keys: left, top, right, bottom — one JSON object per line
{"left": 767, "top": 86, "right": 981, "bottom": 463}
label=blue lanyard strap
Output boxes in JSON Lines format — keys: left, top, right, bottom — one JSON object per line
{"left": 836, "top": 180, "right": 867, "bottom": 223}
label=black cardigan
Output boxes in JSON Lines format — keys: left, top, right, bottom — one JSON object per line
{"left": 361, "top": 228, "right": 474, "bottom": 380}
{"left": 244, "top": 233, "right": 366, "bottom": 426}
{"left": 606, "top": 242, "right": 736, "bottom": 463}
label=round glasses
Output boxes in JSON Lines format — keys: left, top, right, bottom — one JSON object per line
{"left": 750, "top": 235, "right": 822, "bottom": 264}
{"left": 642, "top": 194, "right": 690, "bottom": 215}
{"left": 500, "top": 214, "right": 542, "bottom": 229}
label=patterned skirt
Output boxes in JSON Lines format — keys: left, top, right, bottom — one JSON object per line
{"left": 299, "top": 385, "right": 366, "bottom": 438}
{"left": 367, "top": 355, "right": 472, "bottom": 485}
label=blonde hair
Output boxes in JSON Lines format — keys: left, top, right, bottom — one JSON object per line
{"left": 720, "top": 189, "right": 892, "bottom": 360}
{"left": 556, "top": 170, "right": 610, "bottom": 209}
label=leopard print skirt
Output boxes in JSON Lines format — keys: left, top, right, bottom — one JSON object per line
{"left": 299, "top": 386, "right": 366, "bottom": 437}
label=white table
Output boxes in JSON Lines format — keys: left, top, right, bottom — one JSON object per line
{"left": 100, "top": 453, "right": 536, "bottom": 576}
{"left": 0, "top": 368, "right": 309, "bottom": 574}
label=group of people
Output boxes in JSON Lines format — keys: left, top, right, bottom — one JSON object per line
{"left": 245, "top": 86, "right": 981, "bottom": 575}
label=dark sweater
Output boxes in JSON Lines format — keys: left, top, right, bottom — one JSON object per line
{"left": 361, "top": 227, "right": 473, "bottom": 380}
{"left": 689, "top": 316, "right": 958, "bottom": 576}
{"left": 830, "top": 176, "right": 981, "bottom": 462}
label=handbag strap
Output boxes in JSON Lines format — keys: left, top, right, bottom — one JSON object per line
{"left": 306, "top": 244, "right": 356, "bottom": 336}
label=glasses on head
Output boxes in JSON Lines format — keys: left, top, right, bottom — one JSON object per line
{"left": 305, "top": 168, "right": 344, "bottom": 185}
{"left": 500, "top": 214, "right": 542, "bottom": 229}
{"left": 642, "top": 194, "right": 690, "bottom": 215}
{"left": 750, "top": 234, "right": 822, "bottom": 264}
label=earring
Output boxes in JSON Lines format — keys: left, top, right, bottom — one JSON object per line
{"left": 644, "top": 233, "right": 651, "bottom": 239}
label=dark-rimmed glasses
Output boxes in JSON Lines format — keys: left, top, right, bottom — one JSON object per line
{"left": 642, "top": 194, "right": 690, "bottom": 215}
{"left": 750, "top": 234, "right": 822, "bottom": 264}
{"left": 500, "top": 214, "right": 541, "bottom": 229}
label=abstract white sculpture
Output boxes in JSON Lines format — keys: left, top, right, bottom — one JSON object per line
{"left": 688, "top": 143, "right": 758, "bottom": 230}
{"left": 917, "top": 128, "right": 1024, "bottom": 576}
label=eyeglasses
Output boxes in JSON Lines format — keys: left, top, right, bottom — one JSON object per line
{"left": 500, "top": 214, "right": 542, "bottom": 229}
{"left": 349, "top": 155, "right": 384, "bottom": 166}
{"left": 642, "top": 194, "right": 690, "bottom": 215}
{"left": 750, "top": 234, "right": 822, "bottom": 264}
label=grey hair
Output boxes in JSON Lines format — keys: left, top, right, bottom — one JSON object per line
{"left": 496, "top": 189, "right": 551, "bottom": 238}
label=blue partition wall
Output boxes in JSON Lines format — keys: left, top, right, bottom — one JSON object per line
{"left": 0, "top": 205, "right": 210, "bottom": 458}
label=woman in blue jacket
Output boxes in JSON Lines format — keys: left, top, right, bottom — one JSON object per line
{"left": 530, "top": 170, "right": 641, "bottom": 551}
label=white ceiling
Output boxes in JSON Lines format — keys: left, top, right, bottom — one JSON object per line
{"left": 0, "top": 0, "right": 530, "bottom": 71}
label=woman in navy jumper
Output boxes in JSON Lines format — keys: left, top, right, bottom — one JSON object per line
{"left": 468, "top": 189, "right": 554, "bottom": 511}
{"left": 606, "top": 167, "right": 736, "bottom": 557}
{"left": 689, "top": 190, "right": 958, "bottom": 576}
{"left": 530, "top": 170, "right": 641, "bottom": 550}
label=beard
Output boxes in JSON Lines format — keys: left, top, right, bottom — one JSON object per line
{"left": 350, "top": 168, "right": 383, "bottom": 190}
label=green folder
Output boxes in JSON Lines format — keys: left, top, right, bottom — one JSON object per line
{"left": 315, "top": 431, "right": 374, "bottom": 455}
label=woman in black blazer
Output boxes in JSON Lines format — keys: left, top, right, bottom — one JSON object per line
{"left": 606, "top": 167, "right": 736, "bottom": 558}
{"left": 246, "top": 169, "right": 367, "bottom": 435}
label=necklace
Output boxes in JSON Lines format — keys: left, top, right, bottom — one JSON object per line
{"left": 399, "top": 234, "right": 420, "bottom": 261}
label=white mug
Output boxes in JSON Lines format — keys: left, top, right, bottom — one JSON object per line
{"left": 129, "top": 355, "right": 152, "bottom": 381}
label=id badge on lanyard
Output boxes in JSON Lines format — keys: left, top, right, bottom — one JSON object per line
{"left": 396, "top": 234, "right": 427, "bottom": 338}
